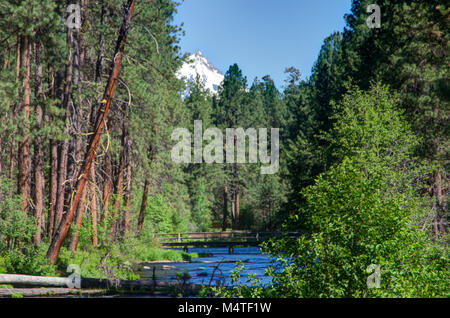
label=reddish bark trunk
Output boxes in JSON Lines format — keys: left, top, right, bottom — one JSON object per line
{"left": 90, "top": 164, "right": 99, "bottom": 247}
{"left": 48, "top": 66, "right": 58, "bottom": 238}
{"left": 48, "top": 142, "right": 58, "bottom": 238}
{"left": 33, "top": 42, "right": 45, "bottom": 244}
{"left": 17, "top": 35, "right": 32, "bottom": 212}
{"left": 69, "top": 186, "right": 88, "bottom": 252}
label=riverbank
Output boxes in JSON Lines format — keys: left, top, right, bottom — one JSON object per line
{"left": 0, "top": 237, "right": 199, "bottom": 283}
{"left": 0, "top": 246, "right": 268, "bottom": 298}
{"left": 0, "top": 248, "right": 205, "bottom": 298}
{"left": 0, "top": 273, "right": 203, "bottom": 298}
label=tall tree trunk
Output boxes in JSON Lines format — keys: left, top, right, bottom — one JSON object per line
{"left": 68, "top": 186, "right": 88, "bottom": 252}
{"left": 102, "top": 149, "right": 113, "bottom": 222}
{"left": 123, "top": 157, "right": 132, "bottom": 235}
{"left": 90, "top": 163, "right": 99, "bottom": 247}
{"left": 222, "top": 186, "right": 228, "bottom": 231}
{"left": 9, "top": 140, "right": 16, "bottom": 182}
{"left": 48, "top": 141, "right": 58, "bottom": 238}
{"left": 235, "top": 187, "right": 240, "bottom": 230}
{"left": 111, "top": 147, "right": 125, "bottom": 240}
{"left": 47, "top": 0, "right": 136, "bottom": 264}
{"left": 17, "top": 35, "right": 32, "bottom": 212}
{"left": 66, "top": 4, "right": 83, "bottom": 214}
{"left": 8, "top": 38, "right": 21, "bottom": 183}
{"left": 33, "top": 41, "right": 45, "bottom": 244}
{"left": 48, "top": 66, "right": 58, "bottom": 238}
{"left": 137, "top": 145, "right": 154, "bottom": 237}
{"left": 96, "top": 2, "right": 111, "bottom": 225}
{"left": 137, "top": 179, "right": 150, "bottom": 237}
{"left": 231, "top": 190, "right": 235, "bottom": 229}
{"left": 55, "top": 21, "right": 77, "bottom": 232}
{"left": 123, "top": 117, "right": 132, "bottom": 235}
{"left": 95, "top": 0, "right": 107, "bottom": 83}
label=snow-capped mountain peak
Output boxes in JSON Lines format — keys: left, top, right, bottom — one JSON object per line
{"left": 177, "top": 50, "right": 224, "bottom": 98}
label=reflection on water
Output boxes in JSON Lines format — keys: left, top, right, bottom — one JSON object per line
{"left": 138, "top": 247, "right": 272, "bottom": 286}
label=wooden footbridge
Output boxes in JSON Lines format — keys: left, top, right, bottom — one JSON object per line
{"left": 155, "top": 231, "right": 301, "bottom": 253}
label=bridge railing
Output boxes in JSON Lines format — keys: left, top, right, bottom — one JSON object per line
{"left": 155, "top": 231, "right": 301, "bottom": 243}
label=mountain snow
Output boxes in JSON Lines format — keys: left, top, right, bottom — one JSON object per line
{"left": 177, "top": 50, "right": 224, "bottom": 98}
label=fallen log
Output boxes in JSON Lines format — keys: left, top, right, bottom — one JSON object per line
{"left": 0, "top": 274, "right": 201, "bottom": 295}
{"left": 0, "top": 288, "right": 105, "bottom": 297}
{"left": 0, "top": 274, "right": 69, "bottom": 288}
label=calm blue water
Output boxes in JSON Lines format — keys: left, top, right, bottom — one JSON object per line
{"left": 138, "top": 247, "right": 273, "bottom": 287}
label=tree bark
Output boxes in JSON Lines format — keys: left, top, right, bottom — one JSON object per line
{"left": 123, "top": 117, "right": 132, "bottom": 235}
{"left": 137, "top": 179, "right": 150, "bottom": 237}
{"left": 222, "top": 186, "right": 228, "bottom": 231}
{"left": 137, "top": 145, "right": 154, "bottom": 237}
{"left": 17, "top": 35, "right": 32, "bottom": 212}
{"left": 68, "top": 186, "right": 88, "bottom": 252}
{"left": 48, "top": 66, "right": 58, "bottom": 239}
{"left": 33, "top": 41, "right": 45, "bottom": 244}
{"left": 46, "top": 0, "right": 136, "bottom": 264}
{"left": 8, "top": 38, "right": 21, "bottom": 183}
{"left": 95, "top": 1, "right": 112, "bottom": 227}
{"left": 110, "top": 146, "right": 125, "bottom": 239}
{"left": 102, "top": 149, "right": 113, "bottom": 222}
{"left": 55, "top": 21, "right": 77, "bottom": 232}
{"left": 90, "top": 163, "right": 99, "bottom": 247}
{"left": 123, "top": 159, "right": 132, "bottom": 235}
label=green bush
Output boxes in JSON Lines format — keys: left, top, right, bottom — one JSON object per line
{"left": 0, "top": 182, "right": 57, "bottom": 276}
{"left": 263, "top": 157, "right": 448, "bottom": 297}
{"left": 57, "top": 246, "right": 138, "bottom": 281}
{"left": 259, "top": 85, "right": 449, "bottom": 298}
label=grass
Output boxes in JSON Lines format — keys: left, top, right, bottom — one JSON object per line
{"left": 136, "top": 248, "right": 192, "bottom": 262}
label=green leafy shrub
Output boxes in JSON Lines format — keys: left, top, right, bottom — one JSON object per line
{"left": 260, "top": 84, "right": 449, "bottom": 298}
{"left": 0, "top": 182, "right": 57, "bottom": 276}
{"left": 264, "top": 157, "right": 448, "bottom": 297}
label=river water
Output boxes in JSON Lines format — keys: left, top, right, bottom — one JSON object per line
{"left": 138, "top": 247, "right": 273, "bottom": 287}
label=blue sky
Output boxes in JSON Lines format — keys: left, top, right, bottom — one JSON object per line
{"left": 173, "top": 0, "right": 352, "bottom": 89}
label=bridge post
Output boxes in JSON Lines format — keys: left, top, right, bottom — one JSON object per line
{"left": 228, "top": 245, "right": 234, "bottom": 254}
{"left": 178, "top": 233, "right": 181, "bottom": 243}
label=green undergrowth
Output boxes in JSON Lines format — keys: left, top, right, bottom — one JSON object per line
{"left": 0, "top": 236, "right": 194, "bottom": 281}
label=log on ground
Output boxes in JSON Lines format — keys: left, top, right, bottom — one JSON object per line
{"left": 0, "top": 274, "right": 201, "bottom": 294}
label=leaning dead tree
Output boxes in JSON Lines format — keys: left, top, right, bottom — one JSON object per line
{"left": 46, "top": 0, "right": 137, "bottom": 264}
